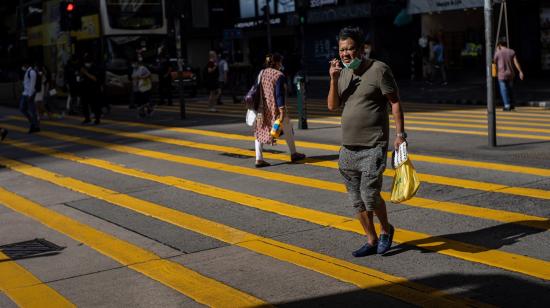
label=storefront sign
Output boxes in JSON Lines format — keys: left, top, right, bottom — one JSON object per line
{"left": 310, "top": 0, "right": 338, "bottom": 8}
{"left": 407, "top": 0, "right": 483, "bottom": 14}
{"left": 307, "top": 3, "right": 370, "bottom": 24}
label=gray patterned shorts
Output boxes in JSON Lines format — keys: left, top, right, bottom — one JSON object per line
{"left": 338, "top": 145, "right": 387, "bottom": 213}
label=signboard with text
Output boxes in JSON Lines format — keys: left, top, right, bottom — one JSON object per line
{"left": 407, "top": 0, "right": 483, "bottom": 14}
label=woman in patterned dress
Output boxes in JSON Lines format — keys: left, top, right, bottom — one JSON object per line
{"left": 254, "top": 53, "right": 306, "bottom": 168}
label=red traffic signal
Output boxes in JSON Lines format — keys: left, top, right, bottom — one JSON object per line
{"left": 66, "top": 3, "right": 74, "bottom": 12}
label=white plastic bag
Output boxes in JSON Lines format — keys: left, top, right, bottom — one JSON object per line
{"left": 246, "top": 109, "right": 257, "bottom": 126}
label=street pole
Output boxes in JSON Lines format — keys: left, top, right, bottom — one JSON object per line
{"left": 265, "top": 2, "right": 272, "bottom": 52}
{"left": 484, "top": 0, "right": 496, "bottom": 147}
{"left": 174, "top": 17, "right": 186, "bottom": 119}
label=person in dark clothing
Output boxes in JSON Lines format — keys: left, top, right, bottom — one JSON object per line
{"left": 0, "top": 127, "right": 7, "bottom": 141}
{"left": 205, "top": 50, "right": 220, "bottom": 112}
{"left": 157, "top": 54, "right": 173, "bottom": 105}
{"left": 79, "top": 54, "right": 102, "bottom": 124}
{"left": 64, "top": 56, "right": 81, "bottom": 115}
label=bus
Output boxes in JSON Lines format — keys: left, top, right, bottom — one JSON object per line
{"left": 25, "top": 0, "right": 168, "bottom": 102}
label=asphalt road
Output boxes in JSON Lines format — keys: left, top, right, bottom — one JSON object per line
{"left": 0, "top": 97, "right": 549, "bottom": 307}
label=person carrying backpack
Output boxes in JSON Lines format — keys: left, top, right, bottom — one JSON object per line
{"left": 19, "top": 59, "right": 40, "bottom": 133}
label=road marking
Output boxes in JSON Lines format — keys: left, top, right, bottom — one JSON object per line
{"left": 75, "top": 115, "right": 550, "bottom": 177}
{"left": 164, "top": 102, "right": 550, "bottom": 123}
{"left": 0, "top": 158, "right": 483, "bottom": 307}
{"left": 11, "top": 120, "right": 548, "bottom": 201}
{"left": 0, "top": 187, "right": 268, "bottom": 307}
{"left": 0, "top": 250, "right": 75, "bottom": 307}
{"left": 150, "top": 106, "right": 550, "bottom": 140}
{"left": 4, "top": 123, "right": 549, "bottom": 231}
{"left": 3, "top": 134, "right": 550, "bottom": 283}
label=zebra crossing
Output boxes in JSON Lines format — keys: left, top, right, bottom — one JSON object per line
{"left": 0, "top": 101, "right": 549, "bottom": 307}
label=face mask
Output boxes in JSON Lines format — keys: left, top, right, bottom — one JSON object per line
{"left": 342, "top": 57, "right": 362, "bottom": 70}
{"left": 279, "top": 65, "right": 285, "bottom": 71}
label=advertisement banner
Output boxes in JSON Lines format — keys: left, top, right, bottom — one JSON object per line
{"left": 407, "top": 0, "right": 483, "bottom": 14}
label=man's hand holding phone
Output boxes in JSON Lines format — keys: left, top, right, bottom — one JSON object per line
{"left": 329, "top": 58, "right": 342, "bottom": 81}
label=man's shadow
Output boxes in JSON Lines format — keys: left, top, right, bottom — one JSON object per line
{"left": 385, "top": 219, "right": 549, "bottom": 256}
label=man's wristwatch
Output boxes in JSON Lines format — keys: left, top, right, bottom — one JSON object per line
{"left": 396, "top": 132, "right": 407, "bottom": 139}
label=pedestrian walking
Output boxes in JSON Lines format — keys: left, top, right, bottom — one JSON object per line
{"left": 205, "top": 51, "right": 220, "bottom": 112}
{"left": 217, "top": 52, "right": 229, "bottom": 105}
{"left": 134, "top": 56, "right": 154, "bottom": 118}
{"left": 430, "top": 38, "right": 447, "bottom": 85}
{"left": 494, "top": 39, "right": 524, "bottom": 111}
{"left": 35, "top": 64, "right": 53, "bottom": 120}
{"left": 254, "top": 53, "right": 306, "bottom": 168}
{"left": 327, "top": 27, "right": 407, "bottom": 257}
{"left": 0, "top": 127, "right": 8, "bottom": 141}
{"left": 157, "top": 53, "right": 173, "bottom": 106}
{"left": 79, "top": 54, "right": 102, "bottom": 125}
{"left": 64, "top": 56, "right": 81, "bottom": 116}
{"left": 19, "top": 60, "right": 40, "bottom": 133}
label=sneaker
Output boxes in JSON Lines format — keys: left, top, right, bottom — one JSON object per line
{"left": 93, "top": 119, "right": 101, "bottom": 125}
{"left": 502, "top": 107, "right": 512, "bottom": 112}
{"left": 209, "top": 108, "right": 217, "bottom": 113}
{"left": 352, "top": 242, "right": 378, "bottom": 257}
{"left": 255, "top": 160, "right": 271, "bottom": 168}
{"left": 0, "top": 128, "right": 8, "bottom": 141}
{"left": 290, "top": 152, "right": 306, "bottom": 162}
{"left": 82, "top": 119, "right": 91, "bottom": 125}
{"left": 377, "top": 224, "right": 395, "bottom": 254}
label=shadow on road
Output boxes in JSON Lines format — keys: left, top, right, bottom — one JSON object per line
{"left": 263, "top": 272, "right": 550, "bottom": 307}
{"left": 385, "top": 220, "right": 549, "bottom": 256}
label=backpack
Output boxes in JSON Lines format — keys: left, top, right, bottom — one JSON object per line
{"left": 243, "top": 70, "right": 264, "bottom": 111}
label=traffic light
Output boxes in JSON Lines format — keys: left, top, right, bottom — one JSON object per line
{"left": 59, "top": 1, "right": 81, "bottom": 32}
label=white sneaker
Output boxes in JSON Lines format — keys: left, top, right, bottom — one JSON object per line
{"left": 208, "top": 108, "right": 217, "bottom": 112}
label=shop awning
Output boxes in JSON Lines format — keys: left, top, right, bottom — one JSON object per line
{"left": 407, "top": 0, "right": 484, "bottom": 14}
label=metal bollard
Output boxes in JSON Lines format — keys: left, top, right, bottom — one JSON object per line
{"left": 294, "top": 75, "right": 308, "bottom": 129}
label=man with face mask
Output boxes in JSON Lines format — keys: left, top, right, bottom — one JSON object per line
{"left": 328, "top": 27, "right": 406, "bottom": 257}
{"left": 19, "top": 60, "right": 40, "bottom": 133}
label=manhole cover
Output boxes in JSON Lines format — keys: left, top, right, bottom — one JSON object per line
{"left": 220, "top": 153, "right": 252, "bottom": 159}
{"left": 0, "top": 238, "right": 65, "bottom": 260}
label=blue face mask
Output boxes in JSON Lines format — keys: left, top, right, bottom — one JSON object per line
{"left": 342, "top": 57, "right": 362, "bottom": 70}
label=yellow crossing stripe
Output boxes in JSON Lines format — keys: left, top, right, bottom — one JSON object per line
{"left": 3, "top": 123, "right": 549, "bottom": 231}
{"left": 152, "top": 106, "right": 550, "bottom": 140}
{"left": 12, "top": 119, "right": 548, "bottom": 201}
{"left": 3, "top": 134, "right": 550, "bottom": 282}
{"left": 75, "top": 115, "right": 550, "bottom": 177}
{"left": 0, "top": 251, "right": 74, "bottom": 307}
{"left": 0, "top": 158, "right": 485, "bottom": 308}
{"left": 165, "top": 102, "right": 550, "bottom": 123}
{"left": 0, "top": 187, "right": 268, "bottom": 307}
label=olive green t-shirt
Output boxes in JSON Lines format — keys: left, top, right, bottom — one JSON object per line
{"left": 337, "top": 60, "right": 398, "bottom": 147}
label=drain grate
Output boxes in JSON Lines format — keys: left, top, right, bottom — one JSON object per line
{"left": 0, "top": 238, "right": 65, "bottom": 260}
{"left": 220, "top": 153, "right": 253, "bottom": 159}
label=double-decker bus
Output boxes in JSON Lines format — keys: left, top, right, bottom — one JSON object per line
{"left": 25, "top": 0, "right": 167, "bottom": 101}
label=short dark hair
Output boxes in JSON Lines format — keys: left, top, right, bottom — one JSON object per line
{"left": 264, "top": 53, "right": 283, "bottom": 69}
{"left": 497, "top": 38, "right": 508, "bottom": 47}
{"left": 338, "top": 27, "right": 365, "bottom": 49}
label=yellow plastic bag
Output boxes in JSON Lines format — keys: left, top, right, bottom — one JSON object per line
{"left": 390, "top": 143, "right": 420, "bottom": 203}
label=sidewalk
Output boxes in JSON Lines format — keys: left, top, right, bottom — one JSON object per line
{"left": 305, "top": 77, "right": 550, "bottom": 108}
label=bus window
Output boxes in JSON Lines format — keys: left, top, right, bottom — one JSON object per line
{"left": 106, "top": 0, "right": 164, "bottom": 30}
